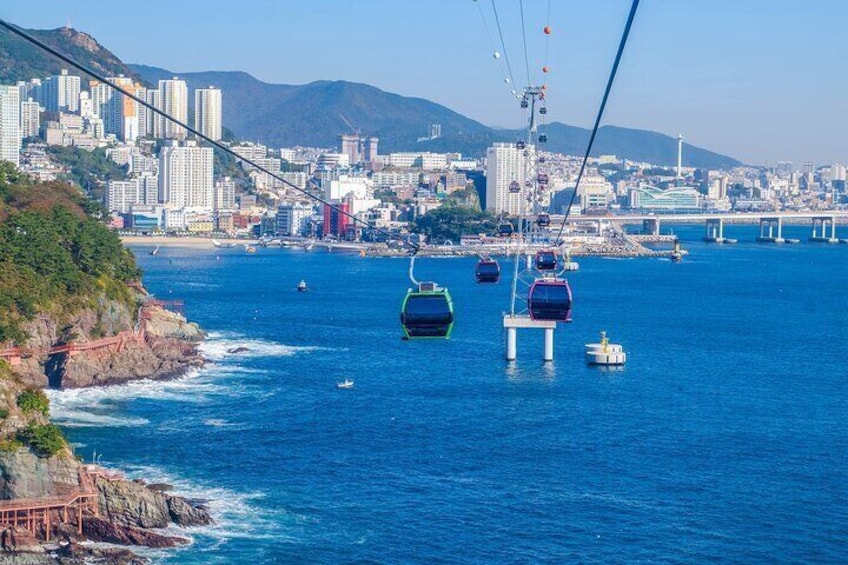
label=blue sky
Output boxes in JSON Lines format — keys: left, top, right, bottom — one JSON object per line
{"left": 4, "top": 0, "right": 847, "bottom": 165}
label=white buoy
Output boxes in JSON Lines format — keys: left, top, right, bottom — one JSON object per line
{"left": 586, "top": 331, "right": 626, "bottom": 365}
{"left": 493, "top": 51, "right": 501, "bottom": 59}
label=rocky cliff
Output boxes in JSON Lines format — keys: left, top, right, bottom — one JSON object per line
{"left": 10, "top": 298, "right": 203, "bottom": 390}
{"left": 0, "top": 326, "right": 212, "bottom": 562}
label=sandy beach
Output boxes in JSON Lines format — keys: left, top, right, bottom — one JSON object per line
{"left": 121, "top": 235, "right": 251, "bottom": 248}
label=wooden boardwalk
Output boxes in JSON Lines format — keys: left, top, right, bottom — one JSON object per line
{"left": 0, "top": 296, "right": 184, "bottom": 366}
{"left": 0, "top": 466, "right": 119, "bottom": 540}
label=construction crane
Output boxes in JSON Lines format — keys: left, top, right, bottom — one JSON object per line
{"left": 338, "top": 112, "right": 361, "bottom": 137}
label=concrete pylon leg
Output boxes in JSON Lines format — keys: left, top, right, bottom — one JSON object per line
{"left": 506, "top": 327, "right": 517, "bottom": 361}
{"left": 543, "top": 328, "right": 554, "bottom": 362}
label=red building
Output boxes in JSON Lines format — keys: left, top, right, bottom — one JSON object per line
{"left": 323, "top": 202, "right": 350, "bottom": 239}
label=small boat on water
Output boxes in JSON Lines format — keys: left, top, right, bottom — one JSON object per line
{"left": 297, "top": 280, "right": 308, "bottom": 292}
{"left": 149, "top": 245, "right": 160, "bottom": 256}
{"left": 245, "top": 245, "right": 257, "bottom": 254}
{"left": 336, "top": 379, "right": 354, "bottom": 389}
{"left": 670, "top": 240, "right": 684, "bottom": 262}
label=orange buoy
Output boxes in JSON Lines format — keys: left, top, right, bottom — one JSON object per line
{"left": 543, "top": 26, "right": 552, "bottom": 35}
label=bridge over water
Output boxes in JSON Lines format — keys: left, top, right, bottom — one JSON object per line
{"left": 556, "top": 211, "right": 848, "bottom": 244}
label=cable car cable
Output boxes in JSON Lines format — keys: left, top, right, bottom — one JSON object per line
{"left": 0, "top": 19, "right": 421, "bottom": 255}
{"left": 490, "top": 0, "right": 518, "bottom": 95}
{"left": 473, "top": 0, "right": 513, "bottom": 97}
{"left": 552, "top": 0, "right": 639, "bottom": 245}
{"left": 519, "top": 0, "right": 532, "bottom": 87}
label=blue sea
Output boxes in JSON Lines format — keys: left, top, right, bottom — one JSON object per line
{"left": 47, "top": 225, "right": 848, "bottom": 564}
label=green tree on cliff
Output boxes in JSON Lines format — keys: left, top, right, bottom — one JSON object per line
{"left": 0, "top": 162, "right": 141, "bottom": 344}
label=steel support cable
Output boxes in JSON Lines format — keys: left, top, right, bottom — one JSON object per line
{"left": 490, "top": 0, "right": 518, "bottom": 95}
{"left": 474, "top": 0, "right": 513, "bottom": 97}
{"left": 542, "top": 0, "right": 551, "bottom": 87}
{"left": 554, "top": 0, "right": 640, "bottom": 245}
{"left": 519, "top": 0, "right": 532, "bottom": 87}
{"left": 0, "top": 19, "right": 421, "bottom": 254}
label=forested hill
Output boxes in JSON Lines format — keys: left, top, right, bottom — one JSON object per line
{"left": 130, "top": 64, "right": 743, "bottom": 168}
{"left": 0, "top": 22, "right": 743, "bottom": 168}
{"left": 0, "top": 162, "right": 140, "bottom": 344}
{"left": 0, "top": 25, "right": 143, "bottom": 84}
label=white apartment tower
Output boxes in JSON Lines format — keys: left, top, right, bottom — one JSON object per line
{"left": 0, "top": 86, "right": 21, "bottom": 166}
{"left": 158, "top": 78, "right": 188, "bottom": 140}
{"left": 485, "top": 142, "right": 527, "bottom": 216}
{"left": 194, "top": 87, "right": 222, "bottom": 141}
{"left": 90, "top": 77, "right": 143, "bottom": 142}
{"left": 20, "top": 98, "right": 41, "bottom": 139}
{"left": 214, "top": 177, "right": 236, "bottom": 210}
{"left": 138, "top": 89, "right": 160, "bottom": 138}
{"left": 105, "top": 174, "right": 159, "bottom": 214}
{"left": 43, "top": 69, "right": 80, "bottom": 113}
{"left": 158, "top": 141, "right": 214, "bottom": 209}
{"left": 17, "top": 79, "right": 43, "bottom": 110}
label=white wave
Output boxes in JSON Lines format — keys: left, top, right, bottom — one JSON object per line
{"left": 45, "top": 368, "right": 226, "bottom": 428}
{"left": 202, "top": 418, "right": 241, "bottom": 428}
{"left": 199, "top": 332, "right": 329, "bottom": 362}
{"left": 51, "top": 410, "right": 149, "bottom": 429}
{"left": 114, "top": 464, "right": 302, "bottom": 548}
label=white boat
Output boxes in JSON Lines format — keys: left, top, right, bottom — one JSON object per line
{"left": 336, "top": 379, "right": 354, "bottom": 389}
{"left": 297, "top": 280, "right": 308, "bottom": 292}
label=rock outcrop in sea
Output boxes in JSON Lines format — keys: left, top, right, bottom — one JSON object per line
{"left": 0, "top": 287, "right": 211, "bottom": 563}
{"left": 8, "top": 294, "right": 203, "bottom": 390}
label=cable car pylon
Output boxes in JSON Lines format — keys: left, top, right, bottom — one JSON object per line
{"left": 503, "top": 85, "right": 562, "bottom": 363}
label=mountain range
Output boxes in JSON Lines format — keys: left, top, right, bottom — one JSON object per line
{"left": 2, "top": 25, "right": 742, "bottom": 168}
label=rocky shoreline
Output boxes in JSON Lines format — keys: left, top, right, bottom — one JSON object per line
{"left": 0, "top": 288, "right": 212, "bottom": 564}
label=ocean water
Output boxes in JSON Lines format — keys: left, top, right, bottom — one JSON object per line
{"left": 47, "top": 225, "right": 848, "bottom": 564}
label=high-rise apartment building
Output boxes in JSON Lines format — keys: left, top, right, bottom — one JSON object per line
{"left": 158, "top": 141, "right": 214, "bottom": 209}
{"left": 17, "top": 79, "right": 43, "bottom": 110}
{"left": 138, "top": 88, "right": 159, "bottom": 139}
{"left": 485, "top": 142, "right": 528, "bottom": 215}
{"left": 340, "top": 134, "right": 361, "bottom": 165}
{"left": 0, "top": 86, "right": 21, "bottom": 166}
{"left": 105, "top": 174, "right": 159, "bottom": 213}
{"left": 194, "top": 87, "right": 222, "bottom": 141}
{"left": 43, "top": 69, "right": 80, "bottom": 113}
{"left": 275, "top": 202, "right": 313, "bottom": 236}
{"left": 90, "top": 76, "right": 143, "bottom": 142}
{"left": 214, "top": 177, "right": 236, "bottom": 211}
{"left": 20, "top": 98, "right": 40, "bottom": 139}
{"left": 364, "top": 137, "right": 379, "bottom": 163}
{"left": 158, "top": 78, "right": 188, "bottom": 140}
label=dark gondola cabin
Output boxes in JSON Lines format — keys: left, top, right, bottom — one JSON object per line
{"left": 475, "top": 259, "right": 501, "bottom": 283}
{"left": 528, "top": 279, "right": 573, "bottom": 322}
{"left": 400, "top": 282, "right": 454, "bottom": 339}
{"left": 497, "top": 222, "right": 514, "bottom": 237}
{"left": 516, "top": 141, "right": 526, "bottom": 150}
{"left": 535, "top": 250, "right": 557, "bottom": 271}
{"left": 508, "top": 181, "right": 521, "bottom": 193}
{"left": 536, "top": 213, "right": 551, "bottom": 227}
{"left": 538, "top": 133, "right": 548, "bottom": 143}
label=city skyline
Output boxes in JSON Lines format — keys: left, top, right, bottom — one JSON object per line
{"left": 3, "top": 0, "right": 847, "bottom": 166}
